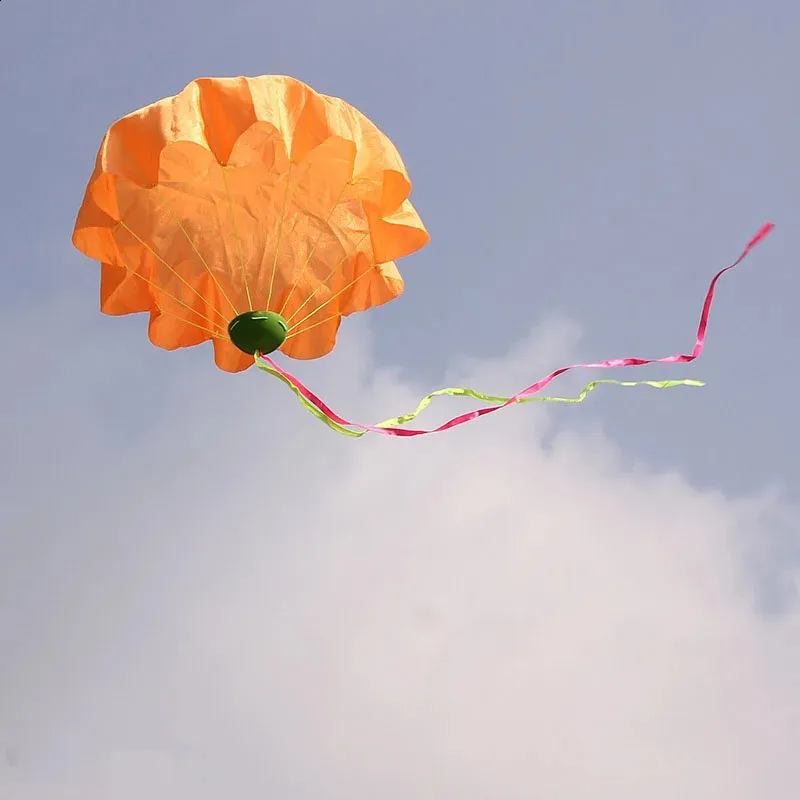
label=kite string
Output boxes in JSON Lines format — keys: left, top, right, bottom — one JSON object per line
{"left": 278, "top": 180, "right": 355, "bottom": 318}
{"left": 257, "top": 223, "right": 775, "bottom": 437}
{"left": 115, "top": 221, "right": 232, "bottom": 330}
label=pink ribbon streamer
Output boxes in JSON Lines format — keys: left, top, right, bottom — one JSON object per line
{"left": 259, "top": 223, "right": 774, "bottom": 437}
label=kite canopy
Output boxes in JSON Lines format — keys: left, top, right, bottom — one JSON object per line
{"left": 72, "top": 74, "right": 430, "bottom": 372}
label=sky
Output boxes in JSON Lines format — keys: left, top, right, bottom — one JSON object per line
{"left": 1, "top": 0, "right": 799, "bottom": 797}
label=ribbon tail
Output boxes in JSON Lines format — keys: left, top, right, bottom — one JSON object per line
{"left": 256, "top": 223, "right": 773, "bottom": 438}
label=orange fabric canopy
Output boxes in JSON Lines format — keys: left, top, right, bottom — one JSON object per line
{"left": 73, "top": 75, "right": 429, "bottom": 372}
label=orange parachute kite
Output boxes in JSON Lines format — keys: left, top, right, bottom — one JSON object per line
{"left": 73, "top": 74, "right": 773, "bottom": 437}
{"left": 73, "top": 74, "right": 429, "bottom": 374}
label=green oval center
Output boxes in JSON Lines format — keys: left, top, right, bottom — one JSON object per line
{"left": 228, "top": 311, "right": 288, "bottom": 355}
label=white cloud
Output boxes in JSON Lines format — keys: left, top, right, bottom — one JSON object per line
{"left": 1, "top": 306, "right": 799, "bottom": 799}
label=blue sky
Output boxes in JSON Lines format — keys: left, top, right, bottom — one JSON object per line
{"left": 2, "top": 1, "right": 799, "bottom": 797}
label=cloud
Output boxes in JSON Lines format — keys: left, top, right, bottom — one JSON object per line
{"left": 1, "top": 304, "right": 799, "bottom": 799}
